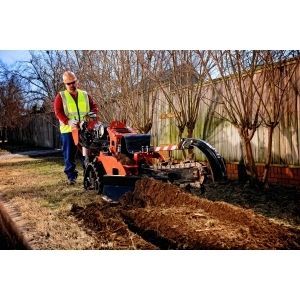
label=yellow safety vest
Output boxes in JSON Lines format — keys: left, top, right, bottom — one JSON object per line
{"left": 59, "top": 89, "right": 90, "bottom": 133}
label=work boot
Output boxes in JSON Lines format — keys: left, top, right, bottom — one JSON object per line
{"left": 67, "top": 179, "right": 76, "bottom": 185}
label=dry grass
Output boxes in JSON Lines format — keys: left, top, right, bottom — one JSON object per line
{"left": 0, "top": 154, "right": 102, "bottom": 249}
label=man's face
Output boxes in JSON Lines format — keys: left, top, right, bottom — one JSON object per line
{"left": 64, "top": 75, "right": 78, "bottom": 93}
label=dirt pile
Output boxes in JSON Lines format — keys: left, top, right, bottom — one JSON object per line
{"left": 72, "top": 177, "right": 300, "bottom": 250}
{"left": 70, "top": 202, "right": 158, "bottom": 250}
{"left": 195, "top": 180, "right": 300, "bottom": 226}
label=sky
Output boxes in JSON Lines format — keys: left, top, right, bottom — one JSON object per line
{"left": 0, "top": 50, "right": 30, "bottom": 65}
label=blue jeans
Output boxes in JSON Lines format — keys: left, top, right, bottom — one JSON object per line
{"left": 61, "top": 133, "right": 85, "bottom": 180}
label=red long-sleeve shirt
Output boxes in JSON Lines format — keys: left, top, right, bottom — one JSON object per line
{"left": 54, "top": 91, "right": 99, "bottom": 125}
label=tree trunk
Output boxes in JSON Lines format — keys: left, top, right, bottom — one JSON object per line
{"left": 178, "top": 128, "right": 187, "bottom": 159}
{"left": 262, "top": 125, "right": 275, "bottom": 185}
{"left": 239, "top": 133, "right": 259, "bottom": 187}
{"left": 1, "top": 128, "right": 7, "bottom": 143}
{"left": 187, "top": 125, "right": 195, "bottom": 156}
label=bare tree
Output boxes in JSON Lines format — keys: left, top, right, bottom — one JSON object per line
{"left": 258, "top": 51, "right": 300, "bottom": 185}
{"left": 96, "top": 50, "right": 159, "bottom": 132}
{"left": 200, "top": 50, "right": 267, "bottom": 186}
{"left": 112, "top": 50, "right": 161, "bottom": 132}
{"left": 11, "top": 50, "right": 66, "bottom": 111}
{"left": 0, "top": 66, "right": 28, "bottom": 141}
{"left": 93, "top": 50, "right": 137, "bottom": 125}
{"left": 135, "top": 50, "right": 212, "bottom": 158}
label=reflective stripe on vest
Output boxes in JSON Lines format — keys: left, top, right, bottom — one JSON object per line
{"left": 59, "top": 89, "right": 90, "bottom": 133}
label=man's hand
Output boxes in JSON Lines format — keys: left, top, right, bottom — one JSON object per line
{"left": 68, "top": 119, "right": 78, "bottom": 129}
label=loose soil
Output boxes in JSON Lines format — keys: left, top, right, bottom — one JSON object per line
{"left": 71, "top": 177, "right": 300, "bottom": 249}
{"left": 1, "top": 141, "right": 300, "bottom": 249}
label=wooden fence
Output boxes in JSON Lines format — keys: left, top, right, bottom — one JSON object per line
{"left": 7, "top": 112, "right": 62, "bottom": 149}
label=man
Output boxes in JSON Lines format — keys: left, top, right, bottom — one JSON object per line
{"left": 54, "top": 71, "right": 98, "bottom": 185}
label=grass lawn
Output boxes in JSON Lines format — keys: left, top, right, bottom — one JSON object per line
{"left": 0, "top": 154, "right": 101, "bottom": 249}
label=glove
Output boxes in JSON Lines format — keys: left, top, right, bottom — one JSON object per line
{"left": 68, "top": 119, "right": 78, "bottom": 129}
{"left": 87, "top": 112, "right": 97, "bottom": 118}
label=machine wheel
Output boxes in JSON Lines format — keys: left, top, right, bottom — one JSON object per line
{"left": 83, "top": 161, "right": 106, "bottom": 194}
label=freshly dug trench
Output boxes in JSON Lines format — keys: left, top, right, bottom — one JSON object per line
{"left": 71, "top": 202, "right": 159, "bottom": 250}
{"left": 72, "top": 177, "right": 300, "bottom": 250}
{"left": 120, "top": 178, "right": 300, "bottom": 249}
